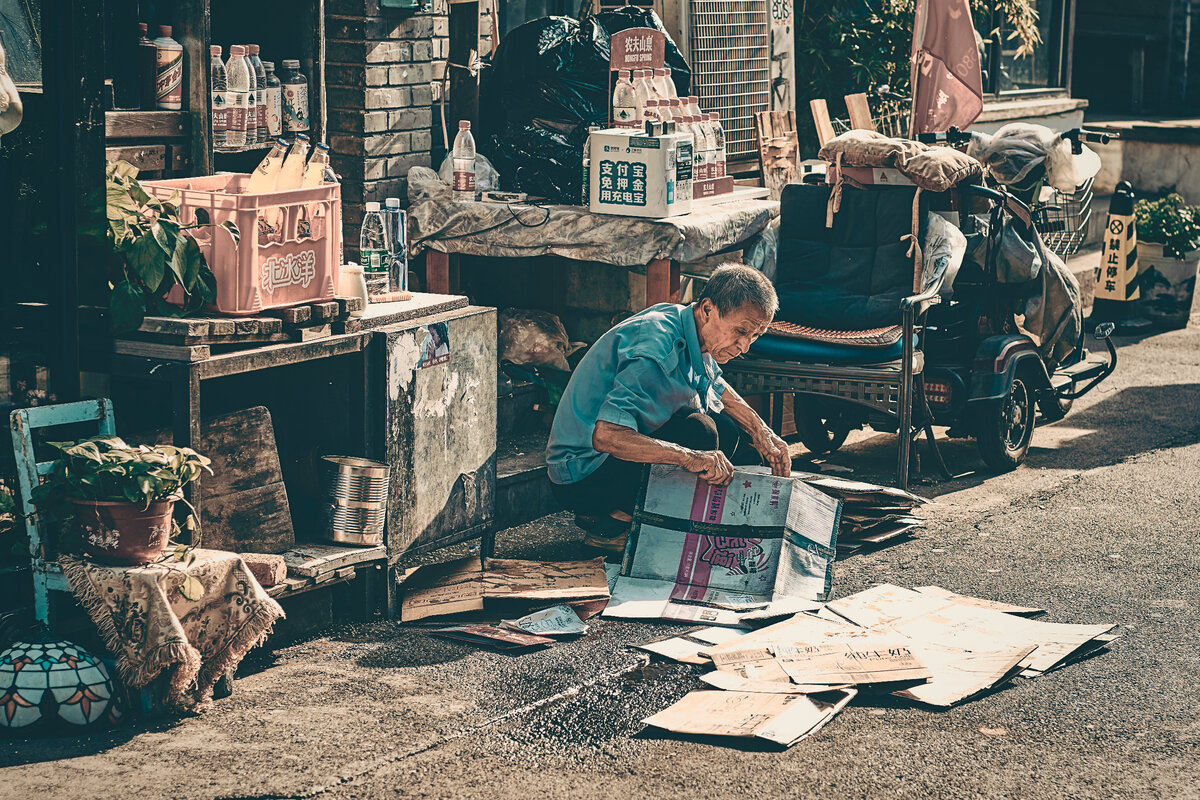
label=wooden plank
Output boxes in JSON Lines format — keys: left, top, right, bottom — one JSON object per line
{"left": 234, "top": 319, "right": 261, "bottom": 335}
{"left": 333, "top": 317, "right": 363, "bottom": 334}
{"left": 356, "top": 293, "right": 468, "bottom": 330}
{"left": 282, "top": 543, "right": 387, "bottom": 577}
{"left": 810, "top": 99, "right": 836, "bottom": 147}
{"left": 251, "top": 317, "right": 284, "bottom": 334}
{"left": 293, "top": 324, "right": 332, "bottom": 342}
{"left": 195, "top": 332, "right": 369, "bottom": 379}
{"left": 844, "top": 93, "right": 875, "bottom": 131}
{"left": 310, "top": 301, "right": 340, "bottom": 321}
{"left": 138, "top": 316, "right": 211, "bottom": 336}
{"left": 336, "top": 296, "right": 365, "bottom": 315}
{"left": 200, "top": 483, "right": 294, "bottom": 554}
{"left": 105, "top": 110, "right": 188, "bottom": 139}
{"left": 265, "top": 306, "right": 312, "bottom": 325}
{"left": 113, "top": 339, "right": 210, "bottom": 362}
{"left": 106, "top": 145, "right": 166, "bottom": 171}
{"left": 128, "top": 330, "right": 291, "bottom": 347}
{"left": 208, "top": 318, "right": 236, "bottom": 336}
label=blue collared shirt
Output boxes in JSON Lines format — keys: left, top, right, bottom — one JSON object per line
{"left": 546, "top": 303, "right": 726, "bottom": 485}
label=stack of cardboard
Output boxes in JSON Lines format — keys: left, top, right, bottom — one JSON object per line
{"left": 794, "top": 474, "right": 929, "bottom": 556}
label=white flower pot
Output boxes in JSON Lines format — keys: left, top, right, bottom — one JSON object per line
{"left": 1138, "top": 242, "right": 1200, "bottom": 329}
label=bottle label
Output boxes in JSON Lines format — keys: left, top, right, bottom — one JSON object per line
{"left": 452, "top": 167, "right": 476, "bottom": 194}
{"left": 155, "top": 48, "right": 183, "bottom": 109}
{"left": 266, "top": 87, "right": 283, "bottom": 136}
{"left": 361, "top": 249, "right": 387, "bottom": 275}
{"left": 284, "top": 82, "right": 310, "bottom": 131}
{"left": 716, "top": 156, "right": 726, "bottom": 178}
{"left": 246, "top": 94, "right": 258, "bottom": 134}
{"left": 614, "top": 106, "right": 635, "bottom": 125}
{"left": 227, "top": 91, "right": 248, "bottom": 133}
{"left": 211, "top": 91, "right": 228, "bottom": 132}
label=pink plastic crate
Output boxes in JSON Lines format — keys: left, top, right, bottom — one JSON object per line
{"left": 141, "top": 173, "right": 341, "bottom": 315}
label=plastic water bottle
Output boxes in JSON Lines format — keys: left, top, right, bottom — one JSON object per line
{"left": 384, "top": 197, "right": 408, "bottom": 293}
{"left": 224, "top": 45, "right": 250, "bottom": 148}
{"left": 685, "top": 95, "right": 702, "bottom": 117}
{"left": 612, "top": 69, "right": 637, "bottom": 128}
{"left": 210, "top": 46, "right": 227, "bottom": 149}
{"left": 451, "top": 120, "right": 477, "bottom": 202}
{"left": 653, "top": 68, "right": 675, "bottom": 100}
{"left": 694, "top": 114, "right": 715, "bottom": 181}
{"left": 248, "top": 45, "right": 269, "bottom": 146}
{"left": 261, "top": 61, "right": 283, "bottom": 138}
{"left": 360, "top": 202, "right": 389, "bottom": 297}
{"left": 632, "top": 69, "right": 653, "bottom": 124}
{"left": 240, "top": 45, "right": 258, "bottom": 146}
{"left": 708, "top": 112, "right": 727, "bottom": 178}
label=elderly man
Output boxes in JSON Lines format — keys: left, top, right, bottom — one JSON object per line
{"left": 546, "top": 263, "right": 789, "bottom": 553}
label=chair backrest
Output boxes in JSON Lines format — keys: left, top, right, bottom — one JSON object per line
{"left": 10, "top": 399, "right": 116, "bottom": 561}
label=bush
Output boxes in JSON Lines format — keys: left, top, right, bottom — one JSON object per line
{"left": 1135, "top": 194, "right": 1200, "bottom": 259}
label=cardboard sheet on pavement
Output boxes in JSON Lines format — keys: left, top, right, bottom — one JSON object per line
{"left": 642, "top": 689, "right": 856, "bottom": 747}
{"left": 633, "top": 626, "right": 748, "bottom": 664}
{"left": 893, "top": 642, "right": 1035, "bottom": 706}
{"left": 430, "top": 624, "right": 555, "bottom": 650}
{"left": 913, "top": 585, "right": 1044, "bottom": 616}
{"left": 402, "top": 557, "right": 609, "bottom": 622}
{"left": 605, "top": 466, "right": 841, "bottom": 626}
{"left": 772, "top": 639, "right": 932, "bottom": 686}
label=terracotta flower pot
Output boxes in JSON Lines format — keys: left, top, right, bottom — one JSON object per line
{"left": 67, "top": 494, "right": 179, "bottom": 565}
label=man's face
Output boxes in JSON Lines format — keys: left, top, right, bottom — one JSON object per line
{"left": 696, "top": 299, "right": 772, "bottom": 363}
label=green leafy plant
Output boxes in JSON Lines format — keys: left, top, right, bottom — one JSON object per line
{"left": 1135, "top": 194, "right": 1200, "bottom": 259}
{"left": 30, "top": 436, "right": 212, "bottom": 510}
{"left": 88, "top": 161, "right": 238, "bottom": 333}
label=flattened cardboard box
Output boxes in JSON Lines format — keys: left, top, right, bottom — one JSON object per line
{"left": 604, "top": 465, "right": 841, "bottom": 626}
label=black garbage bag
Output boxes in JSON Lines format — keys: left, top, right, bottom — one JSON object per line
{"left": 478, "top": 7, "right": 692, "bottom": 202}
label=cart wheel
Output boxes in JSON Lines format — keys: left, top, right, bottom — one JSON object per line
{"left": 1038, "top": 393, "right": 1074, "bottom": 422}
{"left": 977, "top": 377, "right": 1036, "bottom": 472}
{"left": 793, "top": 397, "right": 852, "bottom": 454}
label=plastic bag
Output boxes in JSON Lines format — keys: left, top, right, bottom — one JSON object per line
{"left": 437, "top": 152, "right": 500, "bottom": 193}
{"left": 498, "top": 308, "right": 583, "bottom": 372}
{"left": 477, "top": 8, "right": 692, "bottom": 201}
{"left": 923, "top": 213, "right": 967, "bottom": 297}
{"left": 967, "top": 124, "right": 1089, "bottom": 193}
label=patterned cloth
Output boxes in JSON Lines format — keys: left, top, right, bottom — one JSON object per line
{"left": 406, "top": 166, "right": 780, "bottom": 268}
{"left": 59, "top": 549, "right": 284, "bottom": 712}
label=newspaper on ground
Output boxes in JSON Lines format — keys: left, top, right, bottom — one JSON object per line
{"left": 603, "top": 465, "right": 841, "bottom": 626}
{"left": 643, "top": 689, "right": 856, "bottom": 747}
{"left": 501, "top": 605, "right": 588, "bottom": 636}
{"left": 402, "top": 557, "right": 610, "bottom": 622}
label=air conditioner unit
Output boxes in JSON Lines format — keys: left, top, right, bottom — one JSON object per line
{"left": 591, "top": 0, "right": 796, "bottom": 173}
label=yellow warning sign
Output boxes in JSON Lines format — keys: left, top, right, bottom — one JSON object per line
{"left": 1094, "top": 185, "right": 1139, "bottom": 303}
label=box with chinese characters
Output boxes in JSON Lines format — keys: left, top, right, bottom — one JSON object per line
{"left": 588, "top": 128, "right": 693, "bottom": 218}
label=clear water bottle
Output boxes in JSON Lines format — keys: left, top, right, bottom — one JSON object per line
{"left": 240, "top": 45, "right": 258, "bottom": 146}
{"left": 248, "top": 45, "right": 269, "bottom": 146}
{"left": 360, "top": 202, "right": 389, "bottom": 297}
{"left": 451, "top": 120, "right": 477, "bottom": 202}
{"left": 653, "top": 68, "right": 675, "bottom": 100}
{"left": 708, "top": 112, "right": 727, "bottom": 178}
{"left": 612, "top": 69, "right": 637, "bottom": 128}
{"left": 384, "top": 197, "right": 409, "bottom": 293}
{"left": 224, "top": 45, "right": 250, "bottom": 148}
{"left": 210, "top": 45, "right": 227, "bottom": 150}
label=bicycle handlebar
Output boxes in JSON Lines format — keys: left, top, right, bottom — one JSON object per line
{"left": 1062, "top": 127, "right": 1119, "bottom": 154}
{"left": 915, "top": 126, "right": 973, "bottom": 145}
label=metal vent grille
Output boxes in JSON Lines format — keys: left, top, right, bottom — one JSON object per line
{"left": 688, "top": 0, "right": 771, "bottom": 165}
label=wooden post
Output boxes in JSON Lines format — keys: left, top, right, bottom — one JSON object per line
{"left": 646, "top": 258, "right": 680, "bottom": 305}
{"left": 810, "top": 99, "right": 836, "bottom": 147}
{"left": 426, "top": 250, "right": 454, "bottom": 294}
{"left": 176, "top": 0, "right": 213, "bottom": 175}
{"left": 844, "top": 93, "right": 875, "bottom": 131}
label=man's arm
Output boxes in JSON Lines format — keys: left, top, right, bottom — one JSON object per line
{"left": 593, "top": 421, "right": 734, "bottom": 486}
{"left": 718, "top": 381, "right": 791, "bottom": 477}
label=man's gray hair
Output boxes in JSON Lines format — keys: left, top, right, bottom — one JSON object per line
{"left": 699, "top": 263, "right": 779, "bottom": 317}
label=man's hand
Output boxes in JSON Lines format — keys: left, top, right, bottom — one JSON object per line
{"left": 680, "top": 449, "right": 735, "bottom": 486}
{"left": 752, "top": 427, "right": 792, "bottom": 477}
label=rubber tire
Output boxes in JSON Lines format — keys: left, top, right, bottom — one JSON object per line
{"left": 977, "top": 377, "right": 1036, "bottom": 472}
{"left": 793, "top": 396, "right": 852, "bottom": 455}
{"left": 1038, "top": 393, "right": 1074, "bottom": 422}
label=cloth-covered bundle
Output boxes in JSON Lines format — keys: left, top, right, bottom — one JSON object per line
{"left": 819, "top": 130, "right": 983, "bottom": 193}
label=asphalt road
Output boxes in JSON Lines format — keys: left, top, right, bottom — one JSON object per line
{"left": 4, "top": 324, "right": 1200, "bottom": 800}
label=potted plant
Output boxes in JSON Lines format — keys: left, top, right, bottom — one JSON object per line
{"left": 1133, "top": 193, "right": 1200, "bottom": 329}
{"left": 85, "top": 161, "right": 238, "bottom": 333}
{"left": 30, "top": 437, "right": 211, "bottom": 565}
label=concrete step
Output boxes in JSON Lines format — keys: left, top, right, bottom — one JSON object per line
{"left": 496, "top": 430, "right": 559, "bottom": 531}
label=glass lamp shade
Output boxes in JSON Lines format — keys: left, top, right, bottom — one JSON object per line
{"left": 0, "top": 634, "right": 117, "bottom": 731}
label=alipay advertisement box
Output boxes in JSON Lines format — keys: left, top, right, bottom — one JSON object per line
{"left": 589, "top": 128, "right": 693, "bottom": 218}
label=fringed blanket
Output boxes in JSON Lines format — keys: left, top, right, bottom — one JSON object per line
{"left": 59, "top": 549, "right": 284, "bottom": 712}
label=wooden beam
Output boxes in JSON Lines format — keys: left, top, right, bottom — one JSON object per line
{"left": 105, "top": 111, "right": 188, "bottom": 139}
{"left": 844, "top": 93, "right": 875, "bottom": 131}
{"left": 810, "top": 99, "right": 836, "bottom": 147}
{"left": 105, "top": 145, "right": 167, "bottom": 171}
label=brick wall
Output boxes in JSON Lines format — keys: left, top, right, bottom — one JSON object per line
{"left": 325, "top": 0, "right": 449, "bottom": 257}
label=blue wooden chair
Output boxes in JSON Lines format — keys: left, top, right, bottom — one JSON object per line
{"left": 9, "top": 399, "right": 116, "bottom": 624}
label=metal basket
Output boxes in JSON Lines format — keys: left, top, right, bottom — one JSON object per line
{"left": 1035, "top": 176, "right": 1094, "bottom": 257}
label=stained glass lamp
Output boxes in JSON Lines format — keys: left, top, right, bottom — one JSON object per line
{"left": 0, "top": 631, "right": 117, "bottom": 731}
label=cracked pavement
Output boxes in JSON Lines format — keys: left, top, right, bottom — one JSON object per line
{"left": 4, "top": 323, "right": 1200, "bottom": 800}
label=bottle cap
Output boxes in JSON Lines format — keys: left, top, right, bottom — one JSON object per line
{"left": 689, "top": 95, "right": 699, "bottom": 103}
{"left": 158, "top": 25, "right": 172, "bottom": 37}
{"left": 295, "top": 133, "right": 311, "bottom": 142}
{"left": 315, "top": 142, "right": 330, "bottom": 150}
{"left": 459, "top": 120, "right": 471, "bottom": 129}
{"left": 276, "top": 138, "right": 291, "bottom": 147}
{"left": 249, "top": 44, "right": 260, "bottom": 55}
{"left": 708, "top": 111, "right": 719, "bottom": 120}
{"left": 366, "top": 201, "right": 381, "bottom": 212}
{"left": 262, "top": 61, "right": 274, "bottom": 70}
{"left": 282, "top": 59, "right": 300, "bottom": 69}
{"left": 210, "top": 45, "right": 222, "bottom": 56}
{"left": 618, "top": 69, "right": 631, "bottom": 79}
{"left": 230, "top": 45, "right": 245, "bottom": 57}
{"left": 385, "top": 197, "right": 401, "bottom": 208}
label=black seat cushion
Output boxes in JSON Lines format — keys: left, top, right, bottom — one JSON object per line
{"left": 775, "top": 183, "right": 929, "bottom": 329}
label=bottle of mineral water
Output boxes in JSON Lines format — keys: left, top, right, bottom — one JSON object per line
{"left": 708, "top": 112, "right": 727, "bottom": 178}
{"left": 210, "top": 45, "right": 227, "bottom": 149}
{"left": 653, "top": 68, "right": 675, "bottom": 100}
{"left": 360, "top": 202, "right": 389, "bottom": 297}
{"left": 224, "top": 45, "right": 250, "bottom": 148}
{"left": 261, "top": 61, "right": 283, "bottom": 138}
{"left": 248, "top": 45, "right": 269, "bottom": 146}
{"left": 451, "top": 120, "right": 477, "bottom": 202}
{"left": 384, "top": 197, "right": 408, "bottom": 293}
{"left": 240, "top": 45, "right": 258, "bottom": 146}
{"left": 612, "top": 69, "right": 636, "bottom": 128}
{"left": 632, "top": 69, "right": 653, "bottom": 124}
